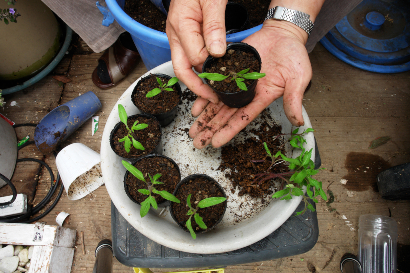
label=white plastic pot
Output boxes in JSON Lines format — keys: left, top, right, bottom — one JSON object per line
{"left": 56, "top": 143, "right": 104, "bottom": 200}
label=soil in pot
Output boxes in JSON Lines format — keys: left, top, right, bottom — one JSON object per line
{"left": 124, "top": 0, "right": 167, "bottom": 32}
{"left": 123, "top": 0, "right": 271, "bottom": 32}
{"left": 132, "top": 74, "right": 181, "bottom": 117}
{"left": 111, "top": 115, "right": 161, "bottom": 158}
{"left": 125, "top": 155, "right": 180, "bottom": 204}
{"left": 171, "top": 175, "right": 226, "bottom": 233}
{"left": 203, "top": 46, "right": 261, "bottom": 94}
{"left": 218, "top": 110, "right": 288, "bottom": 199}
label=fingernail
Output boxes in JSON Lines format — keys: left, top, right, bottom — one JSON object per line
{"left": 208, "top": 41, "right": 225, "bottom": 55}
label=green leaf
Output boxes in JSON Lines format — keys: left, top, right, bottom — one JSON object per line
{"left": 281, "top": 194, "right": 293, "bottom": 200}
{"left": 278, "top": 153, "right": 301, "bottom": 166}
{"left": 307, "top": 187, "right": 313, "bottom": 199}
{"left": 307, "top": 177, "right": 320, "bottom": 190}
{"left": 187, "top": 209, "right": 195, "bottom": 216}
{"left": 198, "top": 197, "right": 226, "bottom": 208}
{"left": 164, "top": 88, "right": 174, "bottom": 91}
{"left": 4, "top": 18, "right": 8, "bottom": 25}
{"left": 198, "top": 73, "right": 229, "bottom": 81}
{"left": 118, "top": 104, "right": 127, "bottom": 125}
{"left": 152, "top": 173, "right": 162, "bottom": 183}
{"left": 237, "top": 68, "right": 250, "bottom": 75}
{"left": 122, "top": 160, "right": 145, "bottom": 182}
{"left": 132, "top": 139, "right": 145, "bottom": 151}
{"left": 295, "top": 210, "right": 305, "bottom": 216}
{"left": 242, "top": 72, "right": 266, "bottom": 80}
{"left": 292, "top": 128, "right": 299, "bottom": 135}
{"left": 263, "top": 142, "right": 272, "bottom": 157}
{"left": 294, "top": 169, "right": 308, "bottom": 184}
{"left": 292, "top": 187, "right": 304, "bottom": 196}
{"left": 156, "top": 77, "right": 162, "bottom": 86}
{"left": 186, "top": 218, "right": 196, "bottom": 239}
{"left": 272, "top": 188, "right": 290, "bottom": 199}
{"left": 304, "top": 128, "right": 314, "bottom": 134}
{"left": 138, "top": 189, "right": 150, "bottom": 195}
{"left": 194, "top": 213, "right": 207, "bottom": 229}
{"left": 319, "top": 188, "right": 328, "bottom": 201}
{"left": 289, "top": 163, "right": 297, "bottom": 170}
{"left": 307, "top": 203, "right": 316, "bottom": 212}
{"left": 158, "top": 191, "right": 180, "bottom": 203}
{"left": 236, "top": 77, "right": 245, "bottom": 82}
{"left": 289, "top": 137, "right": 300, "bottom": 149}
{"left": 301, "top": 149, "right": 313, "bottom": 166}
{"left": 186, "top": 194, "right": 192, "bottom": 209}
{"left": 289, "top": 172, "right": 298, "bottom": 182}
{"left": 140, "top": 198, "right": 151, "bottom": 217}
{"left": 236, "top": 79, "right": 247, "bottom": 91}
{"left": 132, "top": 123, "right": 148, "bottom": 131}
{"left": 149, "top": 195, "right": 158, "bottom": 209}
{"left": 166, "top": 77, "right": 179, "bottom": 86}
{"left": 124, "top": 137, "right": 132, "bottom": 153}
{"left": 146, "top": 88, "right": 162, "bottom": 98}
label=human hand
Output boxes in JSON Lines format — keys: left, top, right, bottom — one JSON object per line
{"left": 189, "top": 20, "right": 312, "bottom": 149}
{"left": 166, "top": 0, "right": 228, "bottom": 105}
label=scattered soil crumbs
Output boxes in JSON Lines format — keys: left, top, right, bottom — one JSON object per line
{"left": 125, "top": 156, "right": 180, "bottom": 204}
{"left": 219, "top": 109, "right": 288, "bottom": 198}
{"left": 171, "top": 176, "right": 226, "bottom": 232}
{"left": 203, "top": 48, "right": 260, "bottom": 94}
{"left": 68, "top": 163, "right": 102, "bottom": 198}
{"left": 132, "top": 74, "right": 180, "bottom": 115}
{"left": 123, "top": 0, "right": 271, "bottom": 33}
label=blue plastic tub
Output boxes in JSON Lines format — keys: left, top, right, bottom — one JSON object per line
{"left": 105, "top": 0, "right": 262, "bottom": 70}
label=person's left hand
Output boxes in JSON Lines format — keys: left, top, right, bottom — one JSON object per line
{"left": 188, "top": 20, "right": 313, "bottom": 149}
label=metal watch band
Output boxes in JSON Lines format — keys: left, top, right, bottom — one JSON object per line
{"left": 264, "top": 6, "right": 314, "bottom": 36}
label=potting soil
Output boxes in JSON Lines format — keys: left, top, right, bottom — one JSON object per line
{"left": 123, "top": 0, "right": 272, "bottom": 33}
{"left": 162, "top": 89, "right": 291, "bottom": 225}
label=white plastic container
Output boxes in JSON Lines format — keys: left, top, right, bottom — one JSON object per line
{"left": 56, "top": 143, "right": 103, "bottom": 200}
{"left": 358, "top": 214, "right": 398, "bottom": 273}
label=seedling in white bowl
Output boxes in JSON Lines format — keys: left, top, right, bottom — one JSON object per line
{"left": 185, "top": 194, "right": 226, "bottom": 239}
{"left": 118, "top": 104, "right": 148, "bottom": 153}
{"left": 122, "top": 160, "right": 180, "bottom": 217}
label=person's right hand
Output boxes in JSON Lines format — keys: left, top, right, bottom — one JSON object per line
{"left": 166, "top": 0, "right": 228, "bottom": 105}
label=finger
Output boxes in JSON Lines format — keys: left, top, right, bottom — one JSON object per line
{"left": 168, "top": 26, "right": 219, "bottom": 104}
{"left": 189, "top": 101, "right": 225, "bottom": 138}
{"left": 191, "top": 97, "right": 209, "bottom": 117}
{"left": 192, "top": 105, "right": 238, "bottom": 149}
{"left": 211, "top": 84, "right": 282, "bottom": 148}
{"left": 201, "top": 0, "right": 227, "bottom": 57}
{"left": 168, "top": 2, "right": 210, "bottom": 67}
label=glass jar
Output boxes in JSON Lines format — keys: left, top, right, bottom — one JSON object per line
{"left": 358, "top": 214, "right": 398, "bottom": 273}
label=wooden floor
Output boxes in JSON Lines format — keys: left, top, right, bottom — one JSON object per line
{"left": 1, "top": 35, "right": 410, "bottom": 273}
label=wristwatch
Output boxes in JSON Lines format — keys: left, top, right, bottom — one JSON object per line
{"left": 264, "top": 6, "right": 314, "bottom": 36}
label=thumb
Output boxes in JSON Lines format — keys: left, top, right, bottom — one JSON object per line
{"left": 201, "top": 0, "right": 227, "bottom": 56}
{"left": 282, "top": 80, "right": 307, "bottom": 127}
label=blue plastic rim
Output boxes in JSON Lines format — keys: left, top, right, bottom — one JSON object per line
{"left": 34, "top": 91, "right": 102, "bottom": 154}
{"left": 320, "top": 0, "right": 410, "bottom": 73}
{"left": 105, "top": 0, "right": 262, "bottom": 70}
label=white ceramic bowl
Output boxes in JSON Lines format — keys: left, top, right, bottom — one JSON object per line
{"left": 101, "top": 61, "right": 315, "bottom": 254}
